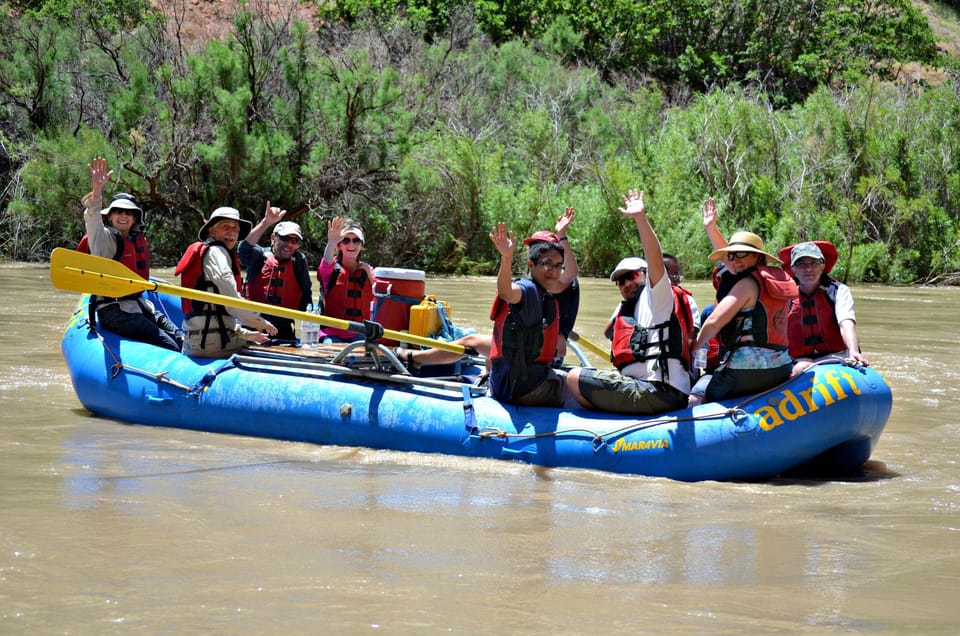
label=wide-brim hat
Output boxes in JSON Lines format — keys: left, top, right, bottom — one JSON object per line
{"left": 779, "top": 240, "right": 839, "bottom": 277}
{"left": 609, "top": 257, "right": 648, "bottom": 281}
{"left": 708, "top": 231, "right": 782, "bottom": 265}
{"left": 102, "top": 195, "right": 144, "bottom": 224}
{"left": 274, "top": 221, "right": 303, "bottom": 240}
{"left": 199, "top": 206, "right": 252, "bottom": 241}
{"left": 523, "top": 230, "right": 559, "bottom": 246}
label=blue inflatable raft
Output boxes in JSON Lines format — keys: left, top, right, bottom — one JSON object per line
{"left": 60, "top": 290, "right": 892, "bottom": 482}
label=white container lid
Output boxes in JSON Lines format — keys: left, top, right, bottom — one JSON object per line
{"left": 373, "top": 267, "right": 425, "bottom": 281}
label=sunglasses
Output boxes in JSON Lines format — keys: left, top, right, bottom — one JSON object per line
{"left": 278, "top": 235, "right": 301, "bottom": 245}
{"left": 614, "top": 270, "right": 644, "bottom": 285}
{"left": 726, "top": 251, "right": 752, "bottom": 261}
{"left": 340, "top": 237, "right": 363, "bottom": 245}
{"left": 109, "top": 208, "right": 138, "bottom": 216}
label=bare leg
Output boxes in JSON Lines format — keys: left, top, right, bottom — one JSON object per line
{"left": 564, "top": 367, "right": 593, "bottom": 408}
{"left": 406, "top": 334, "right": 492, "bottom": 367}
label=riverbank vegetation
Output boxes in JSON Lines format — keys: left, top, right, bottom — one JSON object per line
{"left": 1, "top": 0, "right": 959, "bottom": 283}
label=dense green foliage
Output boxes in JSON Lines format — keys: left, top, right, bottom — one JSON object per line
{"left": 1, "top": 0, "right": 958, "bottom": 284}
{"left": 318, "top": 0, "right": 939, "bottom": 104}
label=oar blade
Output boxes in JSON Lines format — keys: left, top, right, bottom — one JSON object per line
{"left": 50, "top": 247, "right": 153, "bottom": 297}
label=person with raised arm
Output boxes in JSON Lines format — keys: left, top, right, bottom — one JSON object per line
{"left": 691, "top": 198, "right": 797, "bottom": 402}
{"left": 487, "top": 221, "right": 569, "bottom": 406}
{"left": 78, "top": 157, "right": 182, "bottom": 351}
{"left": 316, "top": 217, "right": 376, "bottom": 342}
{"left": 565, "top": 190, "right": 691, "bottom": 414}
{"left": 239, "top": 203, "right": 312, "bottom": 341}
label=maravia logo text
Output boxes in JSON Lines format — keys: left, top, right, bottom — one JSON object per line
{"left": 611, "top": 438, "right": 669, "bottom": 452}
{"left": 755, "top": 368, "right": 861, "bottom": 431}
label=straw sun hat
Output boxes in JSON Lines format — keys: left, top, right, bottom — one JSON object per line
{"left": 707, "top": 231, "right": 782, "bottom": 265}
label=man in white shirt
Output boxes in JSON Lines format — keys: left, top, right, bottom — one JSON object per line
{"left": 565, "top": 190, "right": 690, "bottom": 413}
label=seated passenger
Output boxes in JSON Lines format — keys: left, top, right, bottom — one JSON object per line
{"left": 239, "top": 203, "right": 312, "bottom": 341}
{"left": 664, "top": 252, "right": 700, "bottom": 383}
{"left": 565, "top": 189, "right": 690, "bottom": 414}
{"left": 778, "top": 241, "right": 869, "bottom": 375}
{"left": 176, "top": 207, "right": 277, "bottom": 358}
{"left": 487, "top": 222, "right": 569, "bottom": 407}
{"left": 692, "top": 198, "right": 797, "bottom": 401}
{"left": 316, "top": 217, "right": 375, "bottom": 342}
{"left": 402, "top": 208, "right": 580, "bottom": 371}
{"left": 78, "top": 157, "right": 182, "bottom": 351}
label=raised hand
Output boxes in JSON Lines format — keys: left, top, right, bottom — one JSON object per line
{"left": 263, "top": 201, "right": 286, "bottom": 225}
{"left": 489, "top": 221, "right": 515, "bottom": 258}
{"left": 702, "top": 197, "right": 717, "bottom": 231}
{"left": 555, "top": 207, "right": 575, "bottom": 237}
{"left": 87, "top": 157, "right": 114, "bottom": 200}
{"left": 327, "top": 216, "right": 345, "bottom": 244}
{"left": 618, "top": 189, "right": 645, "bottom": 217}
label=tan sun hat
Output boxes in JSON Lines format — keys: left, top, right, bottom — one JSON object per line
{"left": 708, "top": 231, "right": 782, "bottom": 265}
{"left": 198, "top": 207, "right": 252, "bottom": 241}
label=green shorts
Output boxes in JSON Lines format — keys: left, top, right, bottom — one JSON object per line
{"left": 577, "top": 368, "right": 688, "bottom": 414}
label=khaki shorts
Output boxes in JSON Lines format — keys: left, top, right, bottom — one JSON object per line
{"left": 577, "top": 368, "right": 688, "bottom": 414}
{"left": 182, "top": 318, "right": 247, "bottom": 358}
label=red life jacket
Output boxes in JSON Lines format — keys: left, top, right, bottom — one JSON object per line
{"left": 174, "top": 239, "right": 241, "bottom": 332}
{"left": 319, "top": 261, "right": 374, "bottom": 322}
{"left": 77, "top": 230, "right": 150, "bottom": 300}
{"left": 244, "top": 251, "right": 303, "bottom": 310}
{"left": 609, "top": 286, "right": 694, "bottom": 375}
{"left": 787, "top": 279, "right": 846, "bottom": 358}
{"left": 717, "top": 266, "right": 797, "bottom": 352}
{"left": 488, "top": 289, "right": 559, "bottom": 367}
{"left": 672, "top": 285, "right": 696, "bottom": 369}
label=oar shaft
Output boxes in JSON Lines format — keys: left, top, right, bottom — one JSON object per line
{"left": 51, "top": 248, "right": 466, "bottom": 354}
{"left": 569, "top": 330, "right": 609, "bottom": 360}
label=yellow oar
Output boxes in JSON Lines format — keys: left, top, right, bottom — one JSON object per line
{"left": 568, "top": 330, "right": 609, "bottom": 360}
{"left": 49, "top": 248, "right": 466, "bottom": 354}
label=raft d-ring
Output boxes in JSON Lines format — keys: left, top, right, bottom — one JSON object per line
{"left": 110, "top": 363, "right": 123, "bottom": 379}
{"left": 729, "top": 408, "right": 750, "bottom": 426}
{"left": 592, "top": 436, "right": 608, "bottom": 453}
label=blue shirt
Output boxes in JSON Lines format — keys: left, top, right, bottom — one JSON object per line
{"left": 489, "top": 277, "right": 552, "bottom": 401}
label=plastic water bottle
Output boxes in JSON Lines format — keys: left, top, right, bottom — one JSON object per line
{"left": 301, "top": 303, "right": 319, "bottom": 347}
{"left": 694, "top": 346, "right": 708, "bottom": 371}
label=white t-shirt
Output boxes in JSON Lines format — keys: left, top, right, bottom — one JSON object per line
{"left": 833, "top": 282, "right": 856, "bottom": 325}
{"left": 615, "top": 276, "right": 691, "bottom": 394}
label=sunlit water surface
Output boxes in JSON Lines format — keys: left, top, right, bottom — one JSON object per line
{"left": 1, "top": 263, "right": 959, "bottom": 634}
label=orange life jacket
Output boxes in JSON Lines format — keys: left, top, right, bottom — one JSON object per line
{"left": 319, "top": 261, "right": 374, "bottom": 322}
{"left": 787, "top": 278, "right": 846, "bottom": 358}
{"left": 717, "top": 266, "right": 797, "bottom": 352}
{"left": 244, "top": 251, "right": 306, "bottom": 310}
